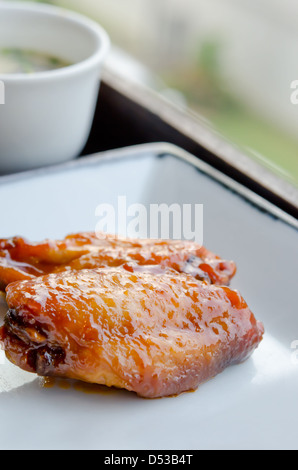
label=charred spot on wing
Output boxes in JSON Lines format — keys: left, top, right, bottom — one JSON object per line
{"left": 5, "top": 308, "right": 22, "bottom": 327}
{"left": 5, "top": 308, "right": 53, "bottom": 349}
{"left": 2, "top": 310, "right": 66, "bottom": 374}
{"left": 33, "top": 345, "right": 66, "bottom": 376}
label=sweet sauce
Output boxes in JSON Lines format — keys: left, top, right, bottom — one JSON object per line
{"left": 1, "top": 265, "right": 264, "bottom": 398}
{"left": 0, "top": 232, "right": 237, "bottom": 292}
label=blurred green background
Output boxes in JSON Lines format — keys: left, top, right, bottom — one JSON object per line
{"left": 7, "top": 0, "right": 298, "bottom": 187}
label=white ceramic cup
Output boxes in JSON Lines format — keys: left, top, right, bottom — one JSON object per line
{"left": 0, "top": 1, "right": 110, "bottom": 173}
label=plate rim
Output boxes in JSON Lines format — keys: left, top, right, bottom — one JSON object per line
{"left": 0, "top": 142, "right": 297, "bottom": 231}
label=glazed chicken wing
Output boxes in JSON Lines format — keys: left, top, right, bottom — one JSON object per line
{"left": 0, "top": 266, "right": 263, "bottom": 398}
{"left": 0, "top": 232, "right": 236, "bottom": 291}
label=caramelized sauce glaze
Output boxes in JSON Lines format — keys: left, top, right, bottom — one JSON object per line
{"left": 0, "top": 265, "right": 263, "bottom": 398}
{"left": 0, "top": 233, "right": 236, "bottom": 291}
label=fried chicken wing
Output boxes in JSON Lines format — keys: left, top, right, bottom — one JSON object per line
{"left": 0, "top": 232, "right": 236, "bottom": 291}
{"left": 0, "top": 266, "right": 263, "bottom": 398}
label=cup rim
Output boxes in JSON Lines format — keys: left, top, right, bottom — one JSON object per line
{"left": 0, "top": 1, "right": 110, "bottom": 82}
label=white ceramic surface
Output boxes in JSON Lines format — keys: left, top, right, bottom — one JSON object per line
{"left": 0, "top": 143, "right": 297, "bottom": 450}
{"left": 0, "top": 1, "right": 110, "bottom": 173}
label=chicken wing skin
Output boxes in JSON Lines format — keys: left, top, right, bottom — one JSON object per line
{"left": 0, "top": 266, "right": 263, "bottom": 398}
{"left": 0, "top": 232, "right": 236, "bottom": 291}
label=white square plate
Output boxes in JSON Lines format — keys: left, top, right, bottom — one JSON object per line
{"left": 0, "top": 143, "right": 297, "bottom": 450}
